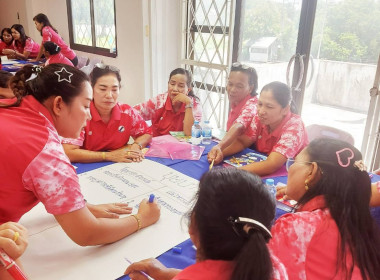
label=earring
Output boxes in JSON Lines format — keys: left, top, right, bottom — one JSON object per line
{"left": 305, "top": 179, "right": 309, "bottom": 191}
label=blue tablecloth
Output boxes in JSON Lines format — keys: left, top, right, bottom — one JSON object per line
{"left": 1, "top": 59, "right": 43, "bottom": 72}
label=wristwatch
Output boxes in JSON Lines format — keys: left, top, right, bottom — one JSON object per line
{"left": 185, "top": 103, "right": 193, "bottom": 109}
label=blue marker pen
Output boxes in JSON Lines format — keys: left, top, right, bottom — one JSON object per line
{"left": 148, "top": 194, "right": 155, "bottom": 203}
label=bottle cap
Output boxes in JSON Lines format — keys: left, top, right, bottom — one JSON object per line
{"left": 265, "top": 179, "right": 275, "bottom": 186}
{"left": 194, "top": 121, "right": 199, "bottom": 124}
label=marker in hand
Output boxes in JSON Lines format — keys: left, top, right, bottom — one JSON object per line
{"left": 209, "top": 159, "right": 215, "bottom": 171}
{"left": 0, "top": 249, "right": 28, "bottom": 280}
{"left": 124, "top": 257, "right": 155, "bottom": 280}
{"left": 148, "top": 194, "right": 155, "bottom": 203}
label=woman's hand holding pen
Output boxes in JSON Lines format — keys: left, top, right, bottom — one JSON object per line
{"left": 87, "top": 203, "right": 133, "bottom": 219}
{"left": 124, "top": 258, "right": 180, "bottom": 280}
{"left": 0, "top": 222, "right": 28, "bottom": 261}
{"left": 207, "top": 145, "right": 224, "bottom": 165}
{"left": 137, "top": 198, "right": 161, "bottom": 229}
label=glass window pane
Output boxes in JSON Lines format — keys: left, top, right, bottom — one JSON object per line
{"left": 71, "top": 0, "right": 92, "bottom": 46}
{"left": 94, "top": 0, "right": 116, "bottom": 50}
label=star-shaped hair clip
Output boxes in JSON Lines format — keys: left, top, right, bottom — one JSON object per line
{"left": 55, "top": 67, "right": 73, "bottom": 83}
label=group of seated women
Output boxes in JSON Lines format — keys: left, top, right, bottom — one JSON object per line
{"left": 1, "top": 60, "right": 380, "bottom": 280}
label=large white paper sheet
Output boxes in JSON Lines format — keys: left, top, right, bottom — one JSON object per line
{"left": 19, "top": 160, "right": 199, "bottom": 280}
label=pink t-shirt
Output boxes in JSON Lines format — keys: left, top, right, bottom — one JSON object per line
{"left": 62, "top": 101, "right": 152, "bottom": 151}
{"left": 245, "top": 111, "right": 308, "bottom": 158}
{"left": 13, "top": 38, "right": 40, "bottom": 58}
{"left": 0, "top": 95, "right": 85, "bottom": 223}
{"left": 227, "top": 95, "right": 257, "bottom": 131}
{"left": 45, "top": 53, "right": 74, "bottom": 67}
{"left": 42, "top": 26, "right": 76, "bottom": 60}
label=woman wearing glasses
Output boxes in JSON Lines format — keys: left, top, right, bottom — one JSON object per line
{"left": 133, "top": 68, "right": 202, "bottom": 136}
{"left": 270, "top": 138, "right": 380, "bottom": 279}
{"left": 208, "top": 81, "right": 308, "bottom": 176}
{"left": 62, "top": 64, "right": 152, "bottom": 163}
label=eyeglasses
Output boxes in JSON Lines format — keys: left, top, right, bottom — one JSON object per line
{"left": 231, "top": 62, "right": 254, "bottom": 72}
{"left": 286, "top": 158, "right": 313, "bottom": 172}
{"left": 94, "top": 63, "right": 120, "bottom": 73}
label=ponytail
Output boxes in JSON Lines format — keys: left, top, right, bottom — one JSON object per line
{"left": 232, "top": 231, "right": 273, "bottom": 280}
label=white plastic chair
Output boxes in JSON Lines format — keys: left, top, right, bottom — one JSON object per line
{"left": 76, "top": 56, "right": 89, "bottom": 69}
{"left": 306, "top": 124, "right": 355, "bottom": 145}
{"left": 80, "top": 57, "right": 102, "bottom": 75}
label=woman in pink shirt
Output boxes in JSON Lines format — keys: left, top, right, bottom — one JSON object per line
{"left": 209, "top": 81, "right": 308, "bottom": 176}
{"left": 272, "top": 138, "right": 380, "bottom": 279}
{"left": 43, "top": 41, "right": 74, "bottom": 67}
{"left": 33, "top": 13, "right": 78, "bottom": 66}
{"left": 125, "top": 168, "right": 288, "bottom": 280}
{"left": 2, "top": 24, "right": 39, "bottom": 59}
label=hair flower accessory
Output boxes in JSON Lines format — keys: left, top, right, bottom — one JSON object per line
{"left": 32, "top": 65, "right": 43, "bottom": 73}
{"left": 353, "top": 160, "right": 367, "bottom": 172}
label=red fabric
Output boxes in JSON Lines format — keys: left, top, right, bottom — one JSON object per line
{"left": 62, "top": 101, "right": 152, "bottom": 151}
{"left": 0, "top": 40, "right": 14, "bottom": 55}
{"left": 133, "top": 92, "right": 202, "bottom": 137}
{"left": 45, "top": 53, "right": 74, "bottom": 67}
{"left": 269, "top": 196, "right": 362, "bottom": 280}
{"left": 42, "top": 26, "right": 76, "bottom": 60}
{"left": 0, "top": 96, "right": 85, "bottom": 223}
{"left": 13, "top": 38, "right": 40, "bottom": 58}
{"left": 226, "top": 95, "right": 257, "bottom": 131}
{"left": 246, "top": 111, "right": 308, "bottom": 158}
{"left": 173, "top": 257, "right": 288, "bottom": 280}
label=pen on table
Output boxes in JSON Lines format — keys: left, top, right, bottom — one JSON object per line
{"left": 0, "top": 249, "right": 28, "bottom": 280}
{"left": 124, "top": 257, "right": 155, "bottom": 280}
{"left": 209, "top": 159, "right": 215, "bottom": 170}
{"left": 148, "top": 194, "right": 155, "bottom": 203}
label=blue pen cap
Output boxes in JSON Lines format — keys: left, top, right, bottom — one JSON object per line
{"left": 172, "top": 247, "right": 182, "bottom": 254}
{"left": 149, "top": 194, "right": 155, "bottom": 203}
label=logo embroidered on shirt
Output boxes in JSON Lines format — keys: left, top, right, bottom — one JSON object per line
{"left": 88, "top": 131, "right": 92, "bottom": 136}
{"left": 118, "top": 126, "right": 125, "bottom": 132}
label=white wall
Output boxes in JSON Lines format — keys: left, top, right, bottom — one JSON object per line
{"left": 0, "top": 0, "right": 182, "bottom": 106}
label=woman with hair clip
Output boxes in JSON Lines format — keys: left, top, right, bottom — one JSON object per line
{"left": 33, "top": 13, "right": 78, "bottom": 66}
{"left": 133, "top": 68, "right": 202, "bottom": 136}
{"left": 272, "top": 138, "right": 380, "bottom": 279}
{"left": 208, "top": 81, "right": 308, "bottom": 176}
{"left": 124, "top": 168, "right": 288, "bottom": 280}
{"left": 0, "top": 28, "right": 14, "bottom": 57}
{"left": 43, "top": 41, "right": 73, "bottom": 66}
{"left": 0, "top": 64, "right": 160, "bottom": 246}
{"left": 62, "top": 64, "right": 152, "bottom": 163}
{"left": 2, "top": 24, "right": 40, "bottom": 59}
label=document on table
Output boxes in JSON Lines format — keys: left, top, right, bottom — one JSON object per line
{"left": 20, "top": 159, "right": 200, "bottom": 280}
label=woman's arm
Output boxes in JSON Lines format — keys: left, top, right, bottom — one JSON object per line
{"left": 183, "top": 104, "right": 195, "bottom": 136}
{"left": 2, "top": 48, "right": 30, "bottom": 60}
{"left": 34, "top": 44, "right": 45, "bottom": 61}
{"left": 240, "top": 151, "right": 287, "bottom": 176}
{"left": 54, "top": 198, "right": 160, "bottom": 246}
{"left": 370, "top": 183, "right": 380, "bottom": 207}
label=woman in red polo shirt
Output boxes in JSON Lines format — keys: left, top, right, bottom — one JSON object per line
{"left": 2, "top": 24, "right": 39, "bottom": 59}
{"left": 133, "top": 68, "right": 202, "bottom": 136}
{"left": 270, "top": 138, "right": 380, "bottom": 279}
{"left": 62, "top": 64, "right": 152, "bottom": 163}
{"left": 208, "top": 81, "right": 308, "bottom": 176}
{"left": 0, "top": 64, "right": 160, "bottom": 246}
{"left": 0, "top": 28, "right": 14, "bottom": 57}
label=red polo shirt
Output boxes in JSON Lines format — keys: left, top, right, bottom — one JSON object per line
{"left": 0, "top": 95, "right": 84, "bottom": 223}
{"left": 245, "top": 111, "right": 308, "bottom": 158}
{"left": 227, "top": 95, "right": 257, "bottom": 131}
{"left": 62, "top": 101, "right": 152, "bottom": 151}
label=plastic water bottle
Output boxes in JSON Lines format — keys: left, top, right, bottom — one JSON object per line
{"left": 265, "top": 179, "right": 276, "bottom": 199}
{"left": 191, "top": 121, "right": 202, "bottom": 145}
{"left": 201, "top": 120, "right": 212, "bottom": 145}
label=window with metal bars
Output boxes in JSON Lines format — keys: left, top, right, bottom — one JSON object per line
{"left": 66, "top": 0, "right": 117, "bottom": 57}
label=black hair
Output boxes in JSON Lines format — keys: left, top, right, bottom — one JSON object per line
{"left": 297, "top": 138, "right": 380, "bottom": 279}
{"left": 43, "top": 41, "right": 60, "bottom": 55}
{"left": 1, "top": 28, "right": 13, "bottom": 45}
{"left": 169, "top": 68, "right": 199, "bottom": 100}
{"left": 1, "top": 64, "right": 89, "bottom": 108}
{"left": 10, "top": 24, "right": 28, "bottom": 48}
{"left": 261, "top": 81, "right": 298, "bottom": 113}
{"left": 230, "top": 64, "right": 258, "bottom": 96}
{"left": 0, "top": 70, "right": 13, "bottom": 88}
{"left": 90, "top": 64, "right": 121, "bottom": 88}
{"left": 33, "top": 13, "right": 58, "bottom": 36}
{"left": 190, "top": 168, "right": 275, "bottom": 280}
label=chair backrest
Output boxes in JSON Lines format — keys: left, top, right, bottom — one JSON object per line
{"left": 306, "top": 124, "right": 355, "bottom": 146}
{"left": 80, "top": 57, "right": 103, "bottom": 76}
{"left": 76, "top": 56, "right": 89, "bottom": 69}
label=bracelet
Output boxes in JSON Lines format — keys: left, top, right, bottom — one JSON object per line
{"left": 131, "top": 214, "right": 141, "bottom": 231}
{"left": 185, "top": 103, "right": 193, "bottom": 109}
{"left": 133, "top": 142, "right": 143, "bottom": 150}
{"left": 102, "top": 152, "right": 106, "bottom": 160}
